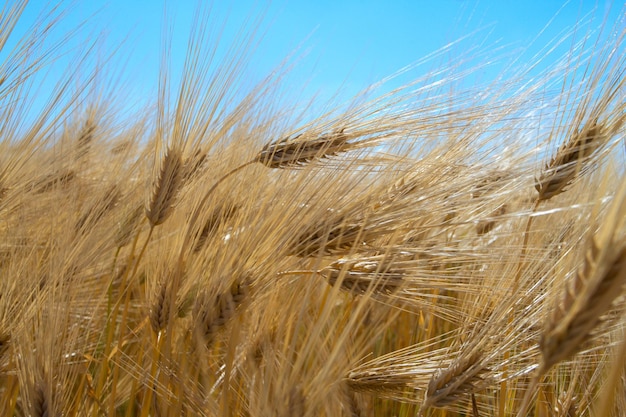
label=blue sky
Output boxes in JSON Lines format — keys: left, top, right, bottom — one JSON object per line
{"left": 10, "top": 1, "right": 625, "bottom": 119}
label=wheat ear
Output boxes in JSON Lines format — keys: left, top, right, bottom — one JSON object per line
{"left": 75, "top": 115, "right": 96, "bottom": 160}
{"left": 33, "top": 169, "right": 75, "bottom": 194}
{"left": 149, "top": 279, "right": 171, "bottom": 334}
{"left": 535, "top": 118, "right": 607, "bottom": 201}
{"left": 75, "top": 184, "right": 120, "bottom": 234}
{"left": 193, "top": 278, "right": 249, "bottom": 345}
{"left": 420, "top": 349, "right": 489, "bottom": 414}
{"left": 193, "top": 202, "right": 239, "bottom": 253}
{"left": 319, "top": 258, "right": 405, "bottom": 295}
{"left": 539, "top": 237, "right": 626, "bottom": 373}
{"left": 145, "top": 147, "right": 183, "bottom": 227}
{"left": 255, "top": 128, "right": 351, "bottom": 168}
{"left": 516, "top": 184, "right": 626, "bottom": 417}
{"left": 115, "top": 204, "right": 144, "bottom": 248}
{"left": 0, "top": 332, "right": 9, "bottom": 360}
{"left": 31, "top": 381, "right": 51, "bottom": 417}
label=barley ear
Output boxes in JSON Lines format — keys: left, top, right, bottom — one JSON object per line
{"left": 145, "top": 147, "right": 183, "bottom": 227}
{"left": 420, "top": 349, "right": 489, "bottom": 412}
{"left": 539, "top": 237, "right": 626, "bottom": 373}
{"left": 75, "top": 115, "right": 96, "bottom": 160}
{"left": 193, "top": 278, "right": 249, "bottom": 345}
{"left": 320, "top": 258, "right": 405, "bottom": 295}
{"left": 255, "top": 128, "right": 351, "bottom": 169}
{"left": 150, "top": 279, "right": 171, "bottom": 334}
{"left": 535, "top": 118, "right": 606, "bottom": 201}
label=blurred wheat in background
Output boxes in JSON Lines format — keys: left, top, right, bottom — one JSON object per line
{"left": 0, "top": 1, "right": 624, "bottom": 416}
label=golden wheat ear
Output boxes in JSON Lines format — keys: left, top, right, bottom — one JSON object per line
{"left": 192, "top": 278, "right": 249, "bottom": 345}
{"left": 420, "top": 349, "right": 488, "bottom": 413}
{"left": 516, "top": 232, "right": 626, "bottom": 417}
{"left": 539, "top": 237, "right": 626, "bottom": 373}
{"left": 145, "top": 147, "right": 183, "bottom": 227}
{"left": 254, "top": 128, "right": 351, "bottom": 168}
{"left": 319, "top": 258, "right": 405, "bottom": 295}
{"left": 75, "top": 115, "right": 97, "bottom": 161}
{"left": 534, "top": 118, "right": 606, "bottom": 201}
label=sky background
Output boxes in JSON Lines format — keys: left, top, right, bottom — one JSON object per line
{"left": 10, "top": 0, "right": 625, "bottom": 120}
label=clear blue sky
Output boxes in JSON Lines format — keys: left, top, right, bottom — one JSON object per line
{"left": 10, "top": 1, "right": 624, "bottom": 119}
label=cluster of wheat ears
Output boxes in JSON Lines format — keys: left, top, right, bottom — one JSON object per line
{"left": 0, "top": 2, "right": 625, "bottom": 416}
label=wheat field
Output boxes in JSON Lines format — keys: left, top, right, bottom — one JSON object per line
{"left": 0, "top": 2, "right": 625, "bottom": 416}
